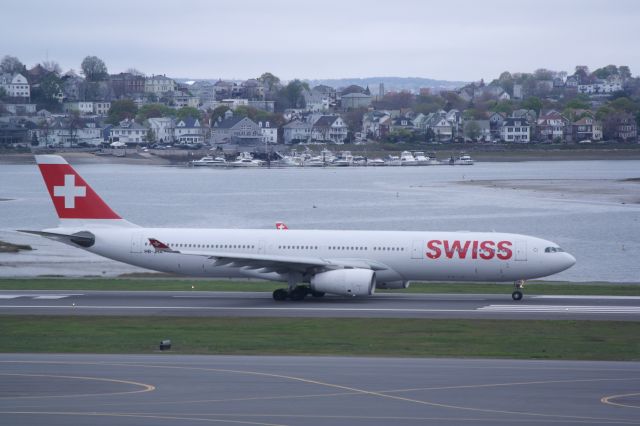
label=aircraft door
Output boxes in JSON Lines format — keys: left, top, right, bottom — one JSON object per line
{"left": 130, "top": 233, "right": 143, "bottom": 253}
{"left": 411, "top": 240, "right": 424, "bottom": 259}
{"left": 514, "top": 240, "right": 527, "bottom": 261}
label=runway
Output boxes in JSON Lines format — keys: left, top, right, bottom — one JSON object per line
{"left": 1, "top": 354, "right": 639, "bottom": 425}
{"left": 1, "top": 290, "right": 640, "bottom": 320}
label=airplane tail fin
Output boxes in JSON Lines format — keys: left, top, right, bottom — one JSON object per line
{"left": 35, "top": 155, "right": 137, "bottom": 228}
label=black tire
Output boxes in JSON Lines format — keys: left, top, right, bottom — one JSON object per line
{"left": 512, "top": 290, "right": 523, "bottom": 301}
{"left": 289, "top": 286, "right": 307, "bottom": 301}
{"left": 273, "top": 288, "right": 288, "bottom": 301}
{"left": 311, "top": 291, "right": 325, "bottom": 298}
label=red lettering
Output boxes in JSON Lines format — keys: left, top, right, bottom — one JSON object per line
{"left": 479, "top": 240, "right": 495, "bottom": 260}
{"left": 444, "top": 240, "right": 471, "bottom": 259}
{"left": 426, "top": 240, "right": 441, "bottom": 259}
{"left": 497, "top": 241, "right": 513, "bottom": 260}
{"left": 472, "top": 240, "right": 479, "bottom": 259}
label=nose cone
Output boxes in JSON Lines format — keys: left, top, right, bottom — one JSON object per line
{"left": 561, "top": 252, "right": 577, "bottom": 271}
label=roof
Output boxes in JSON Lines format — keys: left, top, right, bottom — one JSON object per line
{"left": 177, "top": 117, "right": 200, "bottom": 128}
{"left": 341, "top": 92, "right": 371, "bottom": 98}
{"left": 215, "top": 116, "right": 252, "bottom": 129}
{"left": 283, "top": 120, "right": 311, "bottom": 129}
{"left": 313, "top": 116, "right": 340, "bottom": 128}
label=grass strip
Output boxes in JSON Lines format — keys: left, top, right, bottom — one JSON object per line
{"left": 0, "top": 278, "right": 639, "bottom": 296}
{"left": 0, "top": 316, "right": 638, "bottom": 360}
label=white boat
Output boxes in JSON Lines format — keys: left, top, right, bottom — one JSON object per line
{"left": 191, "top": 156, "right": 227, "bottom": 167}
{"left": 353, "top": 155, "right": 367, "bottom": 166}
{"left": 333, "top": 151, "right": 353, "bottom": 167}
{"left": 413, "top": 151, "right": 429, "bottom": 165}
{"left": 230, "top": 152, "right": 264, "bottom": 167}
{"left": 304, "top": 157, "right": 326, "bottom": 167}
{"left": 454, "top": 154, "right": 474, "bottom": 165}
{"left": 385, "top": 155, "right": 402, "bottom": 166}
{"left": 367, "top": 158, "right": 386, "bottom": 166}
{"left": 400, "top": 151, "right": 418, "bottom": 166}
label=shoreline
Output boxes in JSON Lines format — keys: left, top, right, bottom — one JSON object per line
{"left": 2, "top": 146, "right": 640, "bottom": 166}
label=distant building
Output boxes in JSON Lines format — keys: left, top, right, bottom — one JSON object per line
{"left": 536, "top": 111, "right": 570, "bottom": 142}
{"left": 63, "top": 101, "right": 111, "bottom": 116}
{"left": 311, "top": 115, "right": 348, "bottom": 143}
{"left": 572, "top": 117, "right": 603, "bottom": 142}
{"left": 174, "top": 117, "right": 205, "bottom": 145}
{"left": 0, "top": 73, "right": 30, "bottom": 98}
{"left": 144, "top": 75, "right": 176, "bottom": 95}
{"left": 259, "top": 121, "right": 277, "bottom": 144}
{"left": 109, "top": 119, "right": 147, "bottom": 144}
{"left": 210, "top": 113, "right": 262, "bottom": 147}
{"left": 500, "top": 117, "right": 530, "bottom": 143}
{"left": 110, "top": 73, "right": 145, "bottom": 98}
{"left": 282, "top": 120, "right": 312, "bottom": 144}
{"left": 340, "top": 92, "right": 372, "bottom": 109}
{"left": 148, "top": 117, "right": 175, "bottom": 143}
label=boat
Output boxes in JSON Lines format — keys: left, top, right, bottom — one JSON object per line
{"left": 367, "top": 158, "right": 386, "bottom": 166}
{"left": 304, "top": 157, "right": 326, "bottom": 167}
{"left": 333, "top": 151, "right": 353, "bottom": 167}
{"left": 191, "top": 156, "right": 227, "bottom": 167}
{"left": 413, "top": 151, "right": 429, "bottom": 165}
{"left": 400, "top": 151, "right": 418, "bottom": 166}
{"left": 230, "top": 152, "right": 264, "bottom": 167}
{"left": 352, "top": 155, "right": 367, "bottom": 166}
{"left": 454, "top": 154, "right": 474, "bottom": 165}
{"left": 385, "top": 155, "right": 402, "bottom": 166}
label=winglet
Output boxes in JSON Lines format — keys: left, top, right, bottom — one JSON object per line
{"left": 148, "top": 238, "right": 178, "bottom": 253}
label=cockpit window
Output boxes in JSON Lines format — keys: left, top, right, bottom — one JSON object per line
{"left": 545, "top": 247, "right": 565, "bottom": 253}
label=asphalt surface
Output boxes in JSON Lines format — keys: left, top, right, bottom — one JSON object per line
{"left": 1, "top": 290, "right": 640, "bottom": 320}
{"left": 1, "top": 354, "right": 639, "bottom": 426}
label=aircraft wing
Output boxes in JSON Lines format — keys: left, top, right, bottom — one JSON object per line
{"left": 148, "top": 238, "right": 388, "bottom": 274}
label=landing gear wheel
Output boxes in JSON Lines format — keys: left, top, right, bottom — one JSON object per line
{"left": 512, "top": 290, "right": 523, "bottom": 301}
{"left": 273, "top": 288, "right": 288, "bottom": 301}
{"left": 289, "top": 286, "right": 308, "bottom": 301}
{"left": 311, "top": 291, "right": 325, "bottom": 298}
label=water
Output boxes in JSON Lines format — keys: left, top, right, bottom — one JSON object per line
{"left": 1, "top": 160, "right": 639, "bottom": 282}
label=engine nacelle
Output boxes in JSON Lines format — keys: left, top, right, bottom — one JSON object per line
{"left": 310, "top": 268, "right": 376, "bottom": 297}
{"left": 376, "top": 281, "right": 410, "bottom": 290}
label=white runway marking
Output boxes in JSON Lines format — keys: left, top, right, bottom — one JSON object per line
{"left": 479, "top": 305, "right": 640, "bottom": 314}
{"left": 534, "top": 295, "right": 640, "bottom": 300}
{"left": 0, "top": 294, "right": 82, "bottom": 300}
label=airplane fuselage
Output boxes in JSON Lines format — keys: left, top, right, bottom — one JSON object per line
{"left": 55, "top": 227, "right": 576, "bottom": 285}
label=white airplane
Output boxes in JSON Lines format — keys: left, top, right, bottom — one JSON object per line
{"left": 22, "top": 155, "right": 576, "bottom": 301}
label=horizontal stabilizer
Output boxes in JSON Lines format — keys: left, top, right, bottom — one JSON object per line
{"left": 18, "top": 230, "right": 95, "bottom": 248}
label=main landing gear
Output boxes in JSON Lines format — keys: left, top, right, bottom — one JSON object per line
{"left": 512, "top": 280, "right": 526, "bottom": 301}
{"left": 272, "top": 286, "right": 325, "bottom": 301}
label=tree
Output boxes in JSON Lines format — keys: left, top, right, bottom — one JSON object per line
{"left": 125, "top": 68, "right": 145, "bottom": 76}
{"left": 0, "top": 87, "right": 7, "bottom": 100}
{"left": 80, "top": 55, "right": 108, "bottom": 81}
{"left": 175, "top": 106, "right": 201, "bottom": 121}
{"left": 342, "top": 107, "right": 367, "bottom": 134}
{"left": 0, "top": 55, "right": 25, "bottom": 75}
{"left": 275, "top": 80, "right": 307, "bottom": 111}
{"left": 210, "top": 105, "right": 230, "bottom": 123}
{"left": 67, "top": 110, "right": 83, "bottom": 147}
{"left": 534, "top": 68, "right": 554, "bottom": 81}
{"left": 521, "top": 96, "right": 543, "bottom": 114}
{"left": 137, "top": 103, "right": 175, "bottom": 121}
{"left": 565, "top": 94, "right": 590, "bottom": 110}
{"left": 619, "top": 66, "right": 632, "bottom": 80}
{"left": 258, "top": 72, "right": 280, "bottom": 92}
{"left": 32, "top": 73, "right": 63, "bottom": 110}
{"left": 464, "top": 120, "right": 481, "bottom": 141}
{"left": 41, "top": 60, "right": 62, "bottom": 75}
{"left": 107, "top": 99, "right": 138, "bottom": 124}
{"left": 373, "top": 91, "right": 415, "bottom": 110}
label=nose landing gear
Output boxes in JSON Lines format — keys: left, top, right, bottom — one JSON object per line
{"left": 512, "top": 280, "right": 525, "bottom": 301}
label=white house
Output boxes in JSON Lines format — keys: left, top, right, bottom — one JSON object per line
{"left": 0, "top": 73, "right": 30, "bottom": 98}
{"left": 109, "top": 119, "right": 147, "bottom": 144}
{"left": 259, "top": 121, "right": 277, "bottom": 144}
{"left": 578, "top": 82, "right": 623, "bottom": 94}
{"left": 283, "top": 120, "right": 312, "bottom": 144}
{"left": 500, "top": 117, "right": 530, "bottom": 143}
{"left": 311, "top": 115, "right": 348, "bottom": 143}
{"left": 64, "top": 101, "right": 111, "bottom": 116}
{"left": 144, "top": 75, "right": 176, "bottom": 95}
{"left": 148, "top": 117, "right": 175, "bottom": 143}
{"left": 174, "top": 117, "right": 205, "bottom": 144}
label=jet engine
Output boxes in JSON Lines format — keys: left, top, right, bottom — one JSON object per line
{"left": 310, "top": 268, "right": 376, "bottom": 297}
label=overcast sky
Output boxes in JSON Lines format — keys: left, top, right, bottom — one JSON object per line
{"left": 3, "top": 0, "right": 639, "bottom": 82}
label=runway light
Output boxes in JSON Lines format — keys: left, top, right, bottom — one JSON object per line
{"left": 159, "top": 339, "right": 172, "bottom": 351}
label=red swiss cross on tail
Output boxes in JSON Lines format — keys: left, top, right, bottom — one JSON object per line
{"left": 36, "top": 155, "right": 121, "bottom": 220}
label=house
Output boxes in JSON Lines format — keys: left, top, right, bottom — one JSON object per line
{"left": 578, "top": 81, "right": 623, "bottom": 95}
{"left": 303, "top": 88, "right": 330, "bottom": 112}
{"left": 341, "top": 92, "right": 372, "bottom": 109}
{"left": 283, "top": 120, "right": 312, "bottom": 144}
{"left": 210, "top": 112, "right": 262, "bottom": 147}
{"left": 240, "top": 79, "right": 264, "bottom": 100}
{"left": 110, "top": 72, "right": 145, "bottom": 98}
{"left": 259, "top": 121, "right": 277, "bottom": 144}
{"left": 500, "top": 117, "right": 531, "bottom": 143}
{"left": 612, "top": 114, "right": 637, "bottom": 142}
{"left": 311, "top": 115, "right": 348, "bottom": 143}
{"left": 109, "top": 119, "right": 147, "bottom": 144}
{"left": 572, "top": 117, "right": 603, "bottom": 142}
{"left": 35, "top": 118, "right": 103, "bottom": 147}
{"left": 172, "top": 93, "right": 200, "bottom": 109}
{"left": 0, "top": 121, "right": 30, "bottom": 145}
{"left": 565, "top": 76, "right": 579, "bottom": 88}
{"left": 174, "top": 117, "right": 205, "bottom": 145}
{"left": 144, "top": 75, "right": 176, "bottom": 95}
{"left": 536, "top": 111, "right": 570, "bottom": 142}
{"left": 512, "top": 109, "right": 537, "bottom": 123}
{"left": 3, "top": 103, "right": 37, "bottom": 115}
{"left": 0, "top": 73, "right": 30, "bottom": 98}
{"left": 390, "top": 116, "right": 414, "bottom": 133}
{"left": 362, "top": 111, "right": 391, "bottom": 139}
{"left": 247, "top": 100, "right": 276, "bottom": 112}
{"left": 148, "top": 117, "right": 175, "bottom": 144}
{"left": 213, "top": 80, "right": 240, "bottom": 100}
{"left": 63, "top": 101, "right": 111, "bottom": 116}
